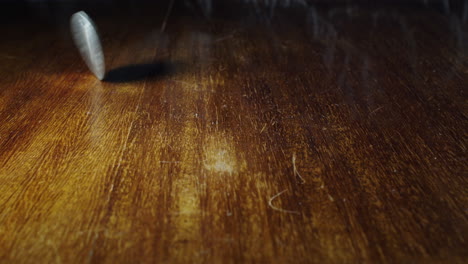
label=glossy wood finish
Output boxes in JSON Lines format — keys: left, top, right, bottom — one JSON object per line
{"left": 0, "top": 2, "right": 467, "bottom": 263}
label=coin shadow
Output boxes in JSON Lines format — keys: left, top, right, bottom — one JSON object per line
{"left": 103, "top": 60, "right": 183, "bottom": 83}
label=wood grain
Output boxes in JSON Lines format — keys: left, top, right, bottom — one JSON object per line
{"left": 0, "top": 2, "right": 467, "bottom": 263}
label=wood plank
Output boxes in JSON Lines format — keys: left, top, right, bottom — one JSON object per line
{"left": 0, "top": 2, "right": 467, "bottom": 263}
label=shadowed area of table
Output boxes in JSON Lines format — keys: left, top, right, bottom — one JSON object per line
{"left": 0, "top": 1, "right": 467, "bottom": 263}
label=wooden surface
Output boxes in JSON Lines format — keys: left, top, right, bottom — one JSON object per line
{"left": 0, "top": 2, "right": 467, "bottom": 263}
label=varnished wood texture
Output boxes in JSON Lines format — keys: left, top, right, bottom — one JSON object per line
{"left": 0, "top": 2, "right": 467, "bottom": 263}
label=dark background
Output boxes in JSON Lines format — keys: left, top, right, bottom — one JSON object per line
{"left": 1, "top": 0, "right": 467, "bottom": 19}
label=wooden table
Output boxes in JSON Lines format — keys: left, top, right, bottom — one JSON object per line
{"left": 0, "top": 2, "right": 467, "bottom": 263}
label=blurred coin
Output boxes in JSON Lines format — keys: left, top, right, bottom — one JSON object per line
{"left": 70, "top": 11, "right": 105, "bottom": 80}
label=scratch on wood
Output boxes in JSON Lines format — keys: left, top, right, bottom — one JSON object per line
{"left": 114, "top": 78, "right": 147, "bottom": 170}
{"left": 259, "top": 123, "right": 267, "bottom": 133}
{"left": 106, "top": 183, "right": 114, "bottom": 204}
{"left": 268, "top": 189, "right": 300, "bottom": 215}
{"left": 369, "top": 106, "right": 384, "bottom": 116}
{"left": 292, "top": 152, "right": 306, "bottom": 184}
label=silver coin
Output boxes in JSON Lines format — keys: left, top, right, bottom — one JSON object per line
{"left": 70, "top": 11, "right": 105, "bottom": 80}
